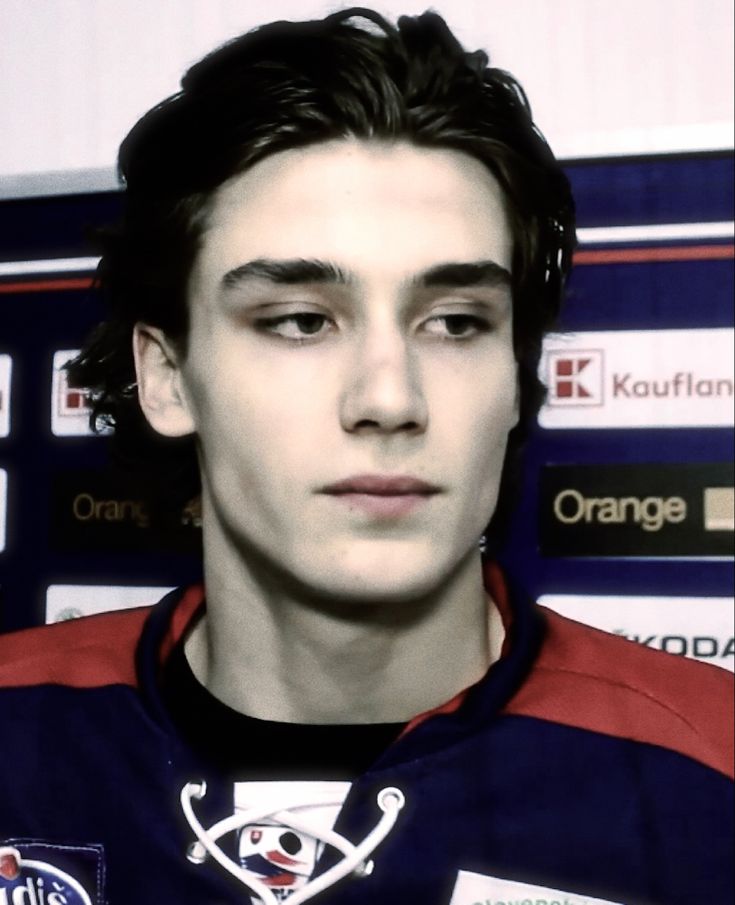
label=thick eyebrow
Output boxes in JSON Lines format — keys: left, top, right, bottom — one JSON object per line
{"left": 416, "top": 260, "right": 511, "bottom": 289}
{"left": 221, "top": 258, "right": 350, "bottom": 289}
{"left": 220, "top": 257, "right": 511, "bottom": 292}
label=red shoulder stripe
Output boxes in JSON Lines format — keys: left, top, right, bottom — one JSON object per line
{"left": 505, "top": 608, "right": 735, "bottom": 779}
{"left": 0, "top": 607, "right": 151, "bottom": 689}
{"left": 0, "top": 586, "right": 205, "bottom": 690}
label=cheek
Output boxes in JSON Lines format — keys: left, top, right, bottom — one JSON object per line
{"left": 439, "top": 371, "right": 517, "bottom": 487}
{"left": 189, "top": 353, "right": 329, "bottom": 469}
{"left": 477, "top": 381, "right": 519, "bottom": 442}
{"left": 434, "top": 355, "right": 517, "bottom": 435}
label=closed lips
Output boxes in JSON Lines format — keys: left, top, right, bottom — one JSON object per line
{"left": 321, "top": 475, "right": 440, "bottom": 495}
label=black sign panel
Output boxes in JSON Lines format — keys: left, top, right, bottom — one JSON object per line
{"left": 540, "top": 463, "right": 734, "bottom": 558}
{"left": 51, "top": 469, "right": 202, "bottom": 554}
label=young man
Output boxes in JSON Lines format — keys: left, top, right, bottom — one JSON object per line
{"left": 0, "top": 9, "right": 732, "bottom": 905}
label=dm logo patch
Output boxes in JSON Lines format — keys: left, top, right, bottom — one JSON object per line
{"left": 0, "top": 842, "right": 104, "bottom": 905}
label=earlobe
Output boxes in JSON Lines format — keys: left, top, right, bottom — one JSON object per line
{"left": 132, "top": 323, "right": 195, "bottom": 437}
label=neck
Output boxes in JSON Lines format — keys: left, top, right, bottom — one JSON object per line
{"left": 185, "top": 526, "right": 504, "bottom": 725}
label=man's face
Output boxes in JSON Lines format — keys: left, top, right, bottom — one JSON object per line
{"left": 178, "top": 139, "right": 518, "bottom": 603}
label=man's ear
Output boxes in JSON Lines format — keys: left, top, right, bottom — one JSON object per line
{"left": 132, "top": 323, "right": 195, "bottom": 437}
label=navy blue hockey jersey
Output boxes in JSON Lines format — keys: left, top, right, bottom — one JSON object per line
{"left": 0, "top": 564, "right": 732, "bottom": 904}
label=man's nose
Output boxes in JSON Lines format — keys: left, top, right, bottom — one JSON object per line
{"left": 338, "top": 328, "right": 428, "bottom": 435}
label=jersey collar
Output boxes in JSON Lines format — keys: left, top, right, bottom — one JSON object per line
{"left": 135, "top": 561, "right": 546, "bottom": 764}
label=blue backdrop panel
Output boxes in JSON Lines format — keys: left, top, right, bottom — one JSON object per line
{"left": 0, "top": 152, "right": 733, "bottom": 631}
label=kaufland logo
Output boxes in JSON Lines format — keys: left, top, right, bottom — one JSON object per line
{"left": 547, "top": 350, "right": 604, "bottom": 406}
{"left": 59, "top": 384, "right": 90, "bottom": 417}
{"left": 612, "top": 370, "right": 733, "bottom": 400}
{"left": 50, "top": 351, "right": 107, "bottom": 437}
{"left": 539, "top": 328, "right": 734, "bottom": 429}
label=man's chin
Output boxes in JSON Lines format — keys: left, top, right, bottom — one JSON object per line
{"left": 290, "top": 545, "right": 480, "bottom": 610}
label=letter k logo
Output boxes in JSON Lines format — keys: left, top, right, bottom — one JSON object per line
{"left": 547, "top": 350, "right": 604, "bottom": 406}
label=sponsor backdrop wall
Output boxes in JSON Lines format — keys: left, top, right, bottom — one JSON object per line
{"left": 0, "top": 152, "right": 733, "bottom": 671}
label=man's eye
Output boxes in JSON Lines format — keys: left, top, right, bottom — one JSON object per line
{"left": 256, "top": 312, "right": 331, "bottom": 340}
{"left": 424, "top": 314, "right": 490, "bottom": 338}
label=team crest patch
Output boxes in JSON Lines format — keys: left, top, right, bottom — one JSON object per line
{"left": 449, "top": 869, "right": 624, "bottom": 905}
{"left": 0, "top": 841, "right": 104, "bottom": 905}
{"left": 183, "top": 780, "right": 352, "bottom": 903}
{"left": 234, "top": 781, "right": 358, "bottom": 901}
{"left": 182, "top": 779, "right": 405, "bottom": 903}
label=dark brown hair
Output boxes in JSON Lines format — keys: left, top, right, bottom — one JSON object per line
{"left": 69, "top": 7, "right": 576, "bottom": 543}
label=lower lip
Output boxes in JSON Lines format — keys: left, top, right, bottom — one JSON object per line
{"left": 326, "top": 492, "right": 434, "bottom": 517}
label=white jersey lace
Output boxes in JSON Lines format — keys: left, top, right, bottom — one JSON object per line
{"left": 181, "top": 780, "right": 405, "bottom": 904}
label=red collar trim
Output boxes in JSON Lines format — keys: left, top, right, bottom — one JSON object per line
{"left": 398, "top": 560, "right": 512, "bottom": 739}
{"left": 165, "top": 562, "right": 511, "bottom": 736}
{"left": 159, "top": 584, "right": 205, "bottom": 664}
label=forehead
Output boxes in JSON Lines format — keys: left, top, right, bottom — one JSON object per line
{"left": 192, "top": 139, "right": 512, "bottom": 290}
